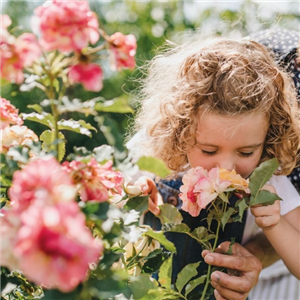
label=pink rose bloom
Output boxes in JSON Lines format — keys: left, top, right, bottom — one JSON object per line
{"left": 180, "top": 167, "right": 232, "bottom": 217}
{"left": 62, "top": 158, "right": 124, "bottom": 202}
{"left": 0, "top": 98, "right": 23, "bottom": 129}
{"left": 8, "top": 157, "right": 76, "bottom": 212}
{"left": 33, "top": 0, "right": 100, "bottom": 53}
{"left": 0, "top": 32, "right": 41, "bottom": 84}
{"left": 13, "top": 202, "right": 103, "bottom": 292}
{"left": 68, "top": 62, "right": 103, "bottom": 92}
{"left": 0, "top": 125, "right": 38, "bottom": 153}
{"left": 109, "top": 32, "right": 137, "bottom": 71}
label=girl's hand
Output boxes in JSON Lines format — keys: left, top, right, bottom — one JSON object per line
{"left": 133, "top": 176, "right": 161, "bottom": 215}
{"left": 250, "top": 184, "right": 281, "bottom": 230}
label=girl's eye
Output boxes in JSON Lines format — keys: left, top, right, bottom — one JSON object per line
{"left": 239, "top": 152, "right": 254, "bottom": 157}
{"left": 202, "top": 150, "right": 218, "bottom": 156}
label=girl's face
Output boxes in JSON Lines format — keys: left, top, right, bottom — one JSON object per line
{"left": 187, "top": 111, "right": 268, "bottom": 179}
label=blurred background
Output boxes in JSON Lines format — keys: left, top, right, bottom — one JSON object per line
{"left": 1, "top": 0, "right": 299, "bottom": 156}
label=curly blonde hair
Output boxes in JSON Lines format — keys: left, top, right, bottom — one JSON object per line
{"left": 131, "top": 35, "right": 300, "bottom": 175}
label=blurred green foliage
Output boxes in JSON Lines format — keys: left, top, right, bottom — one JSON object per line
{"left": 2, "top": 0, "right": 299, "bottom": 156}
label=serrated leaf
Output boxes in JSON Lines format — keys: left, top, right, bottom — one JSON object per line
{"left": 249, "top": 159, "right": 279, "bottom": 204}
{"left": 185, "top": 275, "right": 206, "bottom": 296}
{"left": 22, "top": 112, "right": 55, "bottom": 129}
{"left": 136, "top": 156, "right": 172, "bottom": 178}
{"left": 221, "top": 207, "right": 235, "bottom": 230}
{"left": 40, "top": 130, "right": 66, "bottom": 162}
{"left": 176, "top": 262, "right": 200, "bottom": 293}
{"left": 144, "top": 230, "right": 176, "bottom": 253}
{"left": 158, "top": 255, "right": 173, "bottom": 289}
{"left": 250, "top": 190, "right": 282, "bottom": 206}
{"left": 94, "top": 96, "right": 134, "bottom": 113}
{"left": 236, "top": 198, "right": 249, "bottom": 221}
{"left": 58, "top": 119, "right": 97, "bottom": 136}
{"left": 157, "top": 204, "right": 183, "bottom": 225}
{"left": 124, "top": 196, "right": 149, "bottom": 214}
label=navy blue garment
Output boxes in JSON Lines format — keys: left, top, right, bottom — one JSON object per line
{"left": 144, "top": 177, "right": 248, "bottom": 300}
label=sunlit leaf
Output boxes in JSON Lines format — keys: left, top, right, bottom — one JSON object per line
{"left": 158, "top": 255, "right": 173, "bottom": 289}
{"left": 40, "top": 130, "right": 66, "bottom": 162}
{"left": 157, "top": 203, "right": 183, "bottom": 225}
{"left": 144, "top": 230, "right": 176, "bottom": 253}
{"left": 136, "top": 156, "right": 172, "bottom": 178}
{"left": 94, "top": 96, "right": 134, "bottom": 113}
{"left": 176, "top": 262, "right": 200, "bottom": 293}
{"left": 58, "top": 119, "right": 97, "bottom": 136}
{"left": 22, "top": 112, "right": 55, "bottom": 129}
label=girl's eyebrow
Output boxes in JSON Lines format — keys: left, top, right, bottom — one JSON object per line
{"left": 196, "top": 142, "right": 264, "bottom": 149}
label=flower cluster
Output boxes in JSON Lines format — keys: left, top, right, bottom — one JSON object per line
{"left": 0, "top": 0, "right": 137, "bottom": 92}
{"left": 180, "top": 166, "right": 249, "bottom": 217}
{"left": 1, "top": 153, "right": 131, "bottom": 291}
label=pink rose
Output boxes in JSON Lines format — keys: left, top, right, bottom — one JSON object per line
{"left": 34, "top": 0, "right": 100, "bottom": 52}
{"left": 109, "top": 32, "right": 137, "bottom": 71}
{"left": 68, "top": 62, "right": 103, "bottom": 92}
{"left": 180, "top": 167, "right": 232, "bottom": 217}
{"left": 13, "top": 202, "right": 103, "bottom": 292}
{"left": 62, "top": 158, "right": 124, "bottom": 202}
{"left": 0, "top": 33, "right": 41, "bottom": 84}
{"left": 0, "top": 125, "right": 38, "bottom": 153}
{"left": 0, "top": 98, "right": 23, "bottom": 129}
{"left": 8, "top": 157, "right": 76, "bottom": 212}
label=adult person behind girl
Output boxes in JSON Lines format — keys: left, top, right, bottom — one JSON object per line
{"left": 246, "top": 28, "right": 300, "bottom": 300}
{"left": 128, "top": 33, "right": 300, "bottom": 300}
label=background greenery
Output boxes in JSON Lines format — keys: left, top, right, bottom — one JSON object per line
{"left": 1, "top": 0, "right": 299, "bottom": 157}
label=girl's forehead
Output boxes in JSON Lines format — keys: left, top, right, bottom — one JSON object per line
{"left": 196, "top": 111, "right": 268, "bottom": 143}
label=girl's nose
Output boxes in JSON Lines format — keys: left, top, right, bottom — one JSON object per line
{"left": 216, "top": 160, "right": 235, "bottom": 171}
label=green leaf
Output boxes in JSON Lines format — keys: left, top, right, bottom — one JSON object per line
{"left": 58, "top": 119, "right": 97, "bottom": 136}
{"left": 27, "top": 104, "right": 43, "bottom": 113}
{"left": 249, "top": 159, "right": 279, "bottom": 204}
{"left": 22, "top": 112, "right": 55, "bottom": 129}
{"left": 136, "top": 156, "right": 172, "bottom": 178}
{"left": 40, "top": 130, "right": 66, "bottom": 162}
{"left": 124, "top": 195, "right": 149, "bottom": 214}
{"left": 168, "top": 223, "right": 190, "bottom": 234}
{"left": 185, "top": 274, "right": 206, "bottom": 296}
{"left": 176, "top": 262, "right": 200, "bottom": 293}
{"left": 129, "top": 273, "right": 158, "bottom": 299}
{"left": 157, "top": 203, "right": 183, "bottom": 225}
{"left": 94, "top": 96, "right": 134, "bottom": 113}
{"left": 250, "top": 190, "right": 282, "bottom": 206}
{"left": 220, "top": 207, "right": 235, "bottom": 230}
{"left": 144, "top": 230, "right": 176, "bottom": 253}
{"left": 236, "top": 198, "right": 249, "bottom": 221}
{"left": 158, "top": 255, "right": 173, "bottom": 289}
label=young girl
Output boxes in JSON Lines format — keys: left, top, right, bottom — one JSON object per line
{"left": 129, "top": 34, "right": 300, "bottom": 299}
